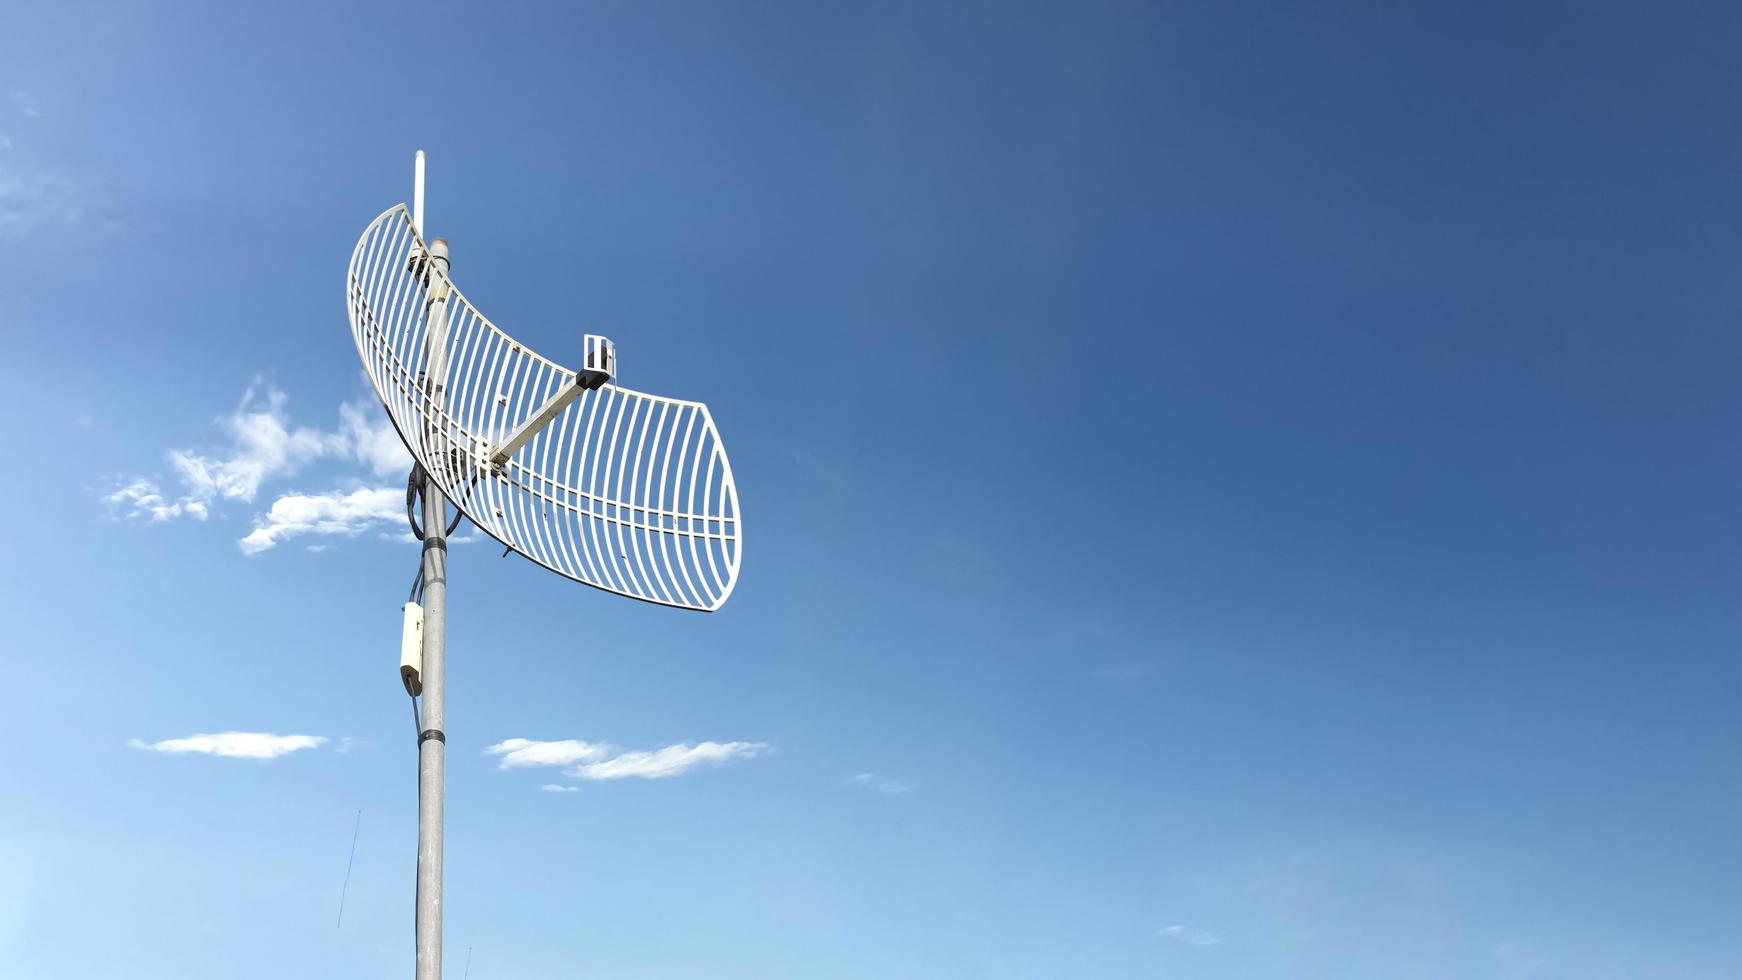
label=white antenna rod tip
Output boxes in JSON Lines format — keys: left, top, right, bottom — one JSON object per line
{"left": 413, "top": 151, "right": 427, "bottom": 235}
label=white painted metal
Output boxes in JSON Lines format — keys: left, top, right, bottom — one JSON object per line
{"left": 413, "top": 150, "right": 426, "bottom": 235}
{"left": 345, "top": 203, "right": 742, "bottom": 611}
{"left": 400, "top": 601, "right": 424, "bottom": 696}
{"left": 488, "top": 374, "right": 589, "bottom": 471}
{"left": 582, "top": 333, "right": 617, "bottom": 386}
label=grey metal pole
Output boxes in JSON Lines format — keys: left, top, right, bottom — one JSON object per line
{"left": 416, "top": 235, "right": 452, "bottom": 980}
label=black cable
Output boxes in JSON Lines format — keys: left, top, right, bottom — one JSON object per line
{"left": 405, "top": 464, "right": 425, "bottom": 541}
{"left": 410, "top": 461, "right": 475, "bottom": 539}
{"left": 440, "top": 464, "right": 483, "bottom": 536}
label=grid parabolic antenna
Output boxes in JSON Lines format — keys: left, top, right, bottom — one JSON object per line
{"left": 346, "top": 204, "right": 741, "bottom": 611}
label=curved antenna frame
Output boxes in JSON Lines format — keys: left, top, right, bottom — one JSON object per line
{"left": 346, "top": 204, "right": 742, "bottom": 611}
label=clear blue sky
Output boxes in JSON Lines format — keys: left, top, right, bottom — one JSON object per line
{"left": 2, "top": 2, "right": 1739, "bottom": 977}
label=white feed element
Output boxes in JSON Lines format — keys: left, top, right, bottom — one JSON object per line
{"left": 581, "top": 334, "right": 616, "bottom": 388}
{"left": 346, "top": 204, "right": 742, "bottom": 611}
{"left": 400, "top": 601, "right": 424, "bottom": 696}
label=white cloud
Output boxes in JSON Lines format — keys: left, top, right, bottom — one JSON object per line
{"left": 14, "top": 91, "right": 40, "bottom": 118}
{"left": 108, "top": 380, "right": 412, "bottom": 548}
{"left": 539, "top": 784, "right": 581, "bottom": 793}
{"left": 239, "top": 486, "right": 402, "bottom": 555}
{"left": 1161, "top": 925, "right": 1224, "bottom": 947}
{"left": 576, "top": 742, "right": 767, "bottom": 780}
{"left": 338, "top": 401, "right": 412, "bottom": 477}
{"left": 486, "top": 738, "right": 767, "bottom": 781}
{"left": 168, "top": 383, "right": 348, "bottom": 504}
{"left": 486, "top": 738, "right": 611, "bottom": 769}
{"left": 846, "top": 772, "right": 913, "bottom": 794}
{"left": 128, "top": 732, "right": 327, "bottom": 759}
{"left": 104, "top": 479, "right": 205, "bottom": 523}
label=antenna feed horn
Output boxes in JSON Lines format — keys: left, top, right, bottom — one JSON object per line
{"left": 580, "top": 334, "right": 616, "bottom": 389}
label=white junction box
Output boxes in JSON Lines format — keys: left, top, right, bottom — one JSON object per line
{"left": 401, "top": 601, "right": 425, "bottom": 696}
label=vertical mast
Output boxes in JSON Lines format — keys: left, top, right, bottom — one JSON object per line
{"left": 414, "top": 149, "right": 448, "bottom": 980}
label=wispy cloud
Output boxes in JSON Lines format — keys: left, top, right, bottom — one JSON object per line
{"left": 486, "top": 739, "right": 611, "bottom": 769}
{"left": 845, "top": 772, "right": 913, "bottom": 794}
{"left": 926, "top": 534, "right": 998, "bottom": 588}
{"left": 786, "top": 447, "right": 847, "bottom": 490}
{"left": 539, "top": 784, "right": 581, "bottom": 793}
{"left": 165, "top": 381, "right": 400, "bottom": 505}
{"left": 14, "top": 91, "right": 40, "bottom": 118}
{"left": 1160, "top": 924, "right": 1224, "bottom": 947}
{"left": 338, "top": 400, "right": 412, "bottom": 477}
{"left": 239, "top": 487, "right": 402, "bottom": 555}
{"left": 578, "top": 742, "right": 767, "bottom": 780}
{"left": 128, "top": 732, "right": 327, "bottom": 760}
{"left": 105, "top": 379, "right": 413, "bottom": 553}
{"left": 486, "top": 738, "right": 767, "bottom": 781}
{"left": 104, "top": 479, "right": 207, "bottom": 523}
{"left": 0, "top": 171, "right": 108, "bottom": 238}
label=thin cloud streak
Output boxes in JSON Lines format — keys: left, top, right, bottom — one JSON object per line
{"left": 486, "top": 738, "right": 767, "bottom": 780}
{"left": 239, "top": 486, "right": 402, "bottom": 555}
{"left": 128, "top": 732, "right": 327, "bottom": 759}
{"left": 1160, "top": 924, "right": 1225, "bottom": 947}
{"left": 486, "top": 739, "right": 611, "bottom": 769}
{"left": 846, "top": 772, "right": 913, "bottom": 794}
{"left": 576, "top": 742, "right": 767, "bottom": 781}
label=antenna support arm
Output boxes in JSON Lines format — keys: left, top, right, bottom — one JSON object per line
{"left": 487, "top": 335, "right": 615, "bottom": 470}
{"left": 488, "top": 376, "right": 588, "bottom": 470}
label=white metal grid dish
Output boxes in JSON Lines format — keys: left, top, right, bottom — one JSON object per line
{"left": 346, "top": 204, "right": 741, "bottom": 611}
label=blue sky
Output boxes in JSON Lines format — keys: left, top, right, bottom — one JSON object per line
{"left": 2, "top": 2, "right": 1740, "bottom": 977}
